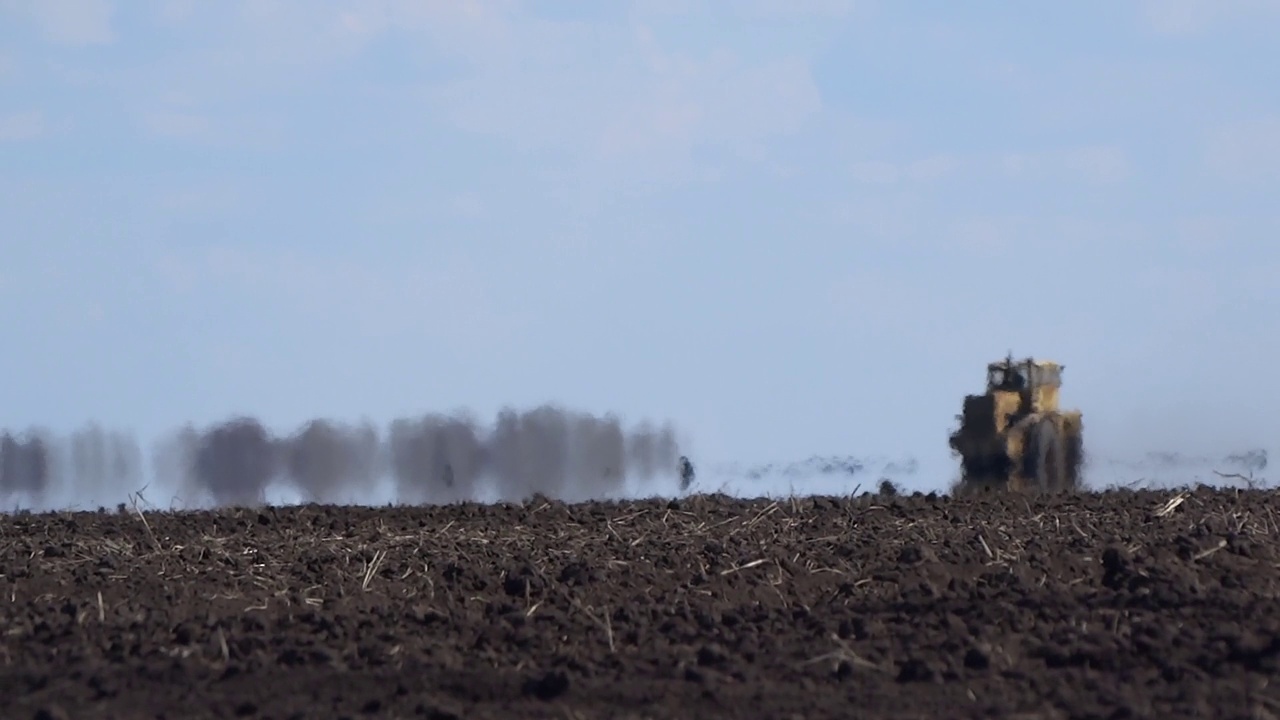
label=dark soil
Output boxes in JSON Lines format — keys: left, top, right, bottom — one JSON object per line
{"left": 3, "top": 486, "right": 1280, "bottom": 719}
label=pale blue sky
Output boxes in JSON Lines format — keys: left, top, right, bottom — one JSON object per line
{"left": 2, "top": 0, "right": 1278, "bottom": 499}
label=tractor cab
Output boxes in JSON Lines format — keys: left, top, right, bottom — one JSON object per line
{"left": 987, "top": 355, "right": 1062, "bottom": 392}
{"left": 984, "top": 355, "right": 1064, "bottom": 418}
{"left": 987, "top": 361, "right": 1026, "bottom": 391}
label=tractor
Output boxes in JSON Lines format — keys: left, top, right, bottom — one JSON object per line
{"left": 949, "top": 354, "right": 1083, "bottom": 493}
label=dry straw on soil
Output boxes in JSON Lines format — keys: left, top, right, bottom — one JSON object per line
{"left": 5, "top": 486, "right": 1280, "bottom": 719}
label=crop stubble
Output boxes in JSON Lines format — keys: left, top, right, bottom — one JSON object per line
{"left": 2, "top": 487, "right": 1280, "bottom": 719}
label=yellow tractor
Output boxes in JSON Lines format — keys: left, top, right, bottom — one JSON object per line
{"left": 949, "top": 354, "right": 1083, "bottom": 493}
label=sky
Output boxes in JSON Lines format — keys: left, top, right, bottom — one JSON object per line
{"left": 2, "top": 0, "right": 1279, "bottom": 503}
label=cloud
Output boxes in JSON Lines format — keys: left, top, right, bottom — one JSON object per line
{"left": 1137, "top": 0, "right": 1280, "bottom": 35}
{"left": 830, "top": 192, "right": 920, "bottom": 245}
{"left": 247, "top": 0, "right": 521, "bottom": 69}
{"left": 943, "top": 214, "right": 1147, "bottom": 258}
{"left": 845, "top": 145, "right": 1128, "bottom": 191}
{"left": 153, "top": 183, "right": 244, "bottom": 219}
{"left": 129, "top": 2, "right": 825, "bottom": 178}
{"left": 1000, "top": 145, "right": 1131, "bottom": 184}
{"left": 18, "top": 1, "right": 827, "bottom": 195}
{"left": 850, "top": 155, "right": 959, "bottom": 185}
{"left": 632, "top": 0, "right": 861, "bottom": 20}
{"left": 1, "top": 0, "right": 116, "bottom": 45}
{"left": 825, "top": 268, "right": 930, "bottom": 334}
{"left": 1139, "top": 0, "right": 1220, "bottom": 34}
{"left": 133, "top": 91, "right": 284, "bottom": 148}
{"left": 744, "top": 0, "right": 860, "bottom": 18}
{"left": 150, "top": 0, "right": 196, "bottom": 25}
{"left": 0, "top": 110, "right": 45, "bottom": 142}
{"left": 141, "top": 110, "right": 210, "bottom": 139}
{"left": 1061, "top": 146, "right": 1132, "bottom": 184}
{"left": 948, "top": 215, "right": 1024, "bottom": 255}
{"left": 1205, "top": 117, "right": 1280, "bottom": 182}
{"left": 150, "top": 246, "right": 532, "bottom": 349}
{"left": 428, "top": 21, "right": 823, "bottom": 176}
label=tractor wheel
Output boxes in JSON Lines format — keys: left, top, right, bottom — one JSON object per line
{"left": 1024, "top": 420, "right": 1068, "bottom": 492}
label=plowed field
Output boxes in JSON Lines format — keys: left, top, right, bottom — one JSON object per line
{"left": 3, "top": 487, "right": 1280, "bottom": 719}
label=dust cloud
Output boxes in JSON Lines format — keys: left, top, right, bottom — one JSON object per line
{"left": 0, "top": 406, "right": 686, "bottom": 509}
